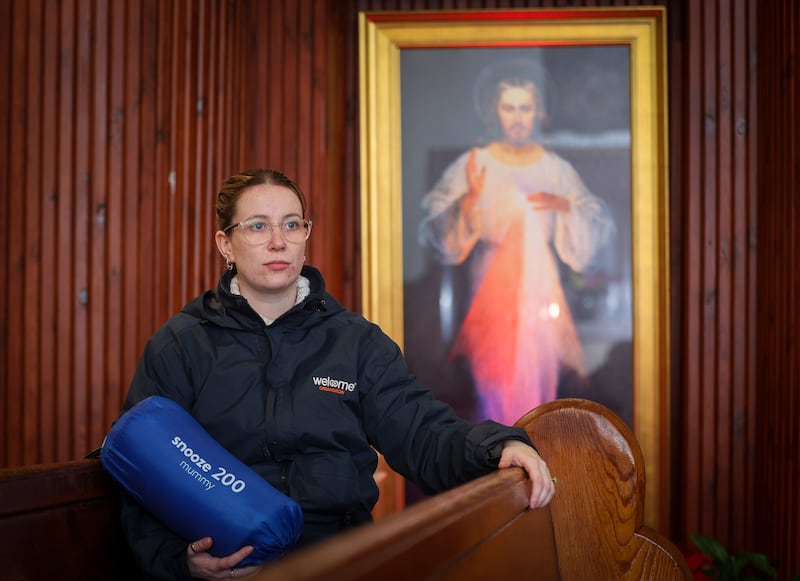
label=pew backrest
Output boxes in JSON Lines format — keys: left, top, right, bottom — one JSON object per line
{"left": 0, "top": 459, "right": 137, "bottom": 581}
{"left": 519, "top": 398, "right": 690, "bottom": 580}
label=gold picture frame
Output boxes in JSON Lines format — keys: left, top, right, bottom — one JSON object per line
{"left": 359, "top": 7, "right": 669, "bottom": 531}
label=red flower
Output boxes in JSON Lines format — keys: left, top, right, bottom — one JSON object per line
{"left": 685, "top": 550, "right": 714, "bottom": 580}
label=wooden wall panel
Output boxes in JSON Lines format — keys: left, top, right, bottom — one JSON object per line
{"left": 755, "top": 0, "right": 800, "bottom": 576}
{"left": 678, "top": 0, "right": 758, "bottom": 552}
{"left": 236, "top": 0, "right": 352, "bottom": 306}
{"left": 0, "top": 0, "right": 348, "bottom": 466}
{"left": 0, "top": 0, "right": 221, "bottom": 464}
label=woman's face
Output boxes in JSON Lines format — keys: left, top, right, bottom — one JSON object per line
{"left": 215, "top": 183, "right": 307, "bottom": 300}
{"left": 496, "top": 86, "right": 537, "bottom": 146}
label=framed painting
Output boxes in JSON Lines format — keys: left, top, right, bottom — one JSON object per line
{"left": 359, "top": 8, "right": 669, "bottom": 530}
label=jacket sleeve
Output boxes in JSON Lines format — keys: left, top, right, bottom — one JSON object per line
{"left": 122, "top": 325, "right": 197, "bottom": 413}
{"left": 116, "top": 328, "right": 197, "bottom": 579}
{"left": 358, "top": 326, "right": 535, "bottom": 495}
{"left": 119, "top": 490, "right": 194, "bottom": 581}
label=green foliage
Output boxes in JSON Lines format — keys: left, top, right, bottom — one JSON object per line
{"left": 689, "top": 533, "right": 777, "bottom": 581}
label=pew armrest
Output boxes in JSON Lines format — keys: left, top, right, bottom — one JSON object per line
{"left": 254, "top": 467, "right": 560, "bottom": 581}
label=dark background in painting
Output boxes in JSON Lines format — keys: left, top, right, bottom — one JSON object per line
{"left": 400, "top": 46, "right": 634, "bottom": 470}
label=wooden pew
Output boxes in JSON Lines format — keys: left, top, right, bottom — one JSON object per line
{"left": 0, "top": 399, "right": 691, "bottom": 580}
{"left": 0, "top": 459, "right": 138, "bottom": 581}
{"left": 254, "top": 398, "right": 691, "bottom": 580}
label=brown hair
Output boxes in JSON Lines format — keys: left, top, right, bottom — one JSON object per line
{"left": 216, "top": 169, "right": 308, "bottom": 231}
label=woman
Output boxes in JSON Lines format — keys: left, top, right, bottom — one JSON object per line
{"left": 119, "top": 169, "right": 555, "bottom": 580}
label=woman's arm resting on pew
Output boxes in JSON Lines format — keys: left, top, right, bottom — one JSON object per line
{"left": 498, "top": 440, "right": 556, "bottom": 509}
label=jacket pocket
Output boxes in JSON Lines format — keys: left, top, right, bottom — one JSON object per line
{"left": 287, "top": 451, "right": 361, "bottom": 513}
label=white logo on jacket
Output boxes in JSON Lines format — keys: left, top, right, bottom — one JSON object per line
{"left": 312, "top": 375, "right": 357, "bottom": 394}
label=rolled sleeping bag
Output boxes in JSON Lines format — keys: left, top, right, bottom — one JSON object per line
{"left": 100, "top": 395, "right": 303, "bottom": 565}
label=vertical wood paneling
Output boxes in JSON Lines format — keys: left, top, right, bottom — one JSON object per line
{"left": 120, "top": 0, "right": 143, "bottom": 425}
{"left": 283, "top": 0, "right": 300, "bottom": 173}
{"left": 265, "top": 0, "right": 286, "bottom": 168}
{"left": 731, "top": 0, "right": 756, "bottom": 554}
{"left": 23, "top": 0, "right": 44, "bottom": 465}
{"left": 89, "top": 0, "right": 109, "bottom": 454}
{"left": 6, "top": 0, "right": 26, "bottom": 467}
{"left": 665, "top": 0, "right": 686, "bottom": 548}
{"left": 104, "top": 0, "right": 125, "bottom": 429}
{"left": 0, "top": 3, "right": 10, "bottom": 452}
{"left": 678, "top": 0, "right": 757, "bottom": 552}
{"left": 55, "top": 0, "right": 75, "bottom": 461}
{"left": 756, "top": 0, "right": 800, "bottom": 576}
{"left": 237, "top": 0, "right": 348, "bottom": 300}
{"left": 0, "top": 0, "right": 240, "bottom": 463}
{"left": 40, "top": 0, "right": 60, "bottom": 462}
{"left": 72, "top": 0, "right": 91, "bottom": 457}
{"left": 0, "top": 0, "right": 348, "bottom": 465}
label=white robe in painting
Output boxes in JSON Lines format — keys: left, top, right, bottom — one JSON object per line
{"left": 419, "top": 147, "right": 615, "bottom": 425}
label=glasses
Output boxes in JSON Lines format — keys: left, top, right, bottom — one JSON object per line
{"left": 224, "top": 219, "right": 312, "bottom": 244}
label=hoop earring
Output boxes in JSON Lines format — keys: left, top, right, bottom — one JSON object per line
{"left": 225, "top": 256, "right": 234, "bottom": 271}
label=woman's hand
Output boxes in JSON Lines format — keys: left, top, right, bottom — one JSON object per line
{"left": 187, "top": 537, "right": 262, "bottom": 580}
{"left": 497, "top": 441, "right": 556, "bottom": 509}
{"left": 527, "top": 191, "right": 570, "bottom": 213}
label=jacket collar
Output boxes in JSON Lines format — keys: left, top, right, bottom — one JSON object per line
{"left": 182, "top": 265, "right": 342, "bottom": 329}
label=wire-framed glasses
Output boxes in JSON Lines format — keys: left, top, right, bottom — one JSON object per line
{"left": 224, "top": 219, "right": 312, "bottom": 244}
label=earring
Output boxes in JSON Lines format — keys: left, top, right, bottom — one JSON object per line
{"left": 225, "top": 256, "right": 234, "bottom": 271}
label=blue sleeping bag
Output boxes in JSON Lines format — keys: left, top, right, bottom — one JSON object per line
{"left": 100, "top": 395, "right": 303, "bottom": 565}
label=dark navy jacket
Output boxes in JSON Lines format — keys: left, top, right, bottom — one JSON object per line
{"left": 118, "top": 266, "right": 534, "bottom": 580}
